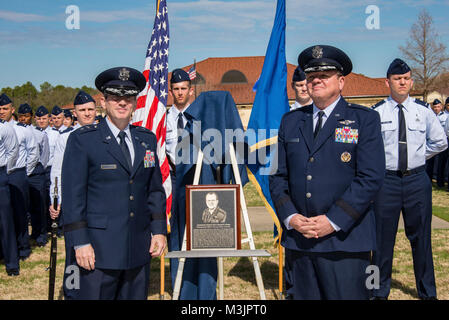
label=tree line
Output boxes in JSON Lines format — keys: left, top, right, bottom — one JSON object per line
{"left": 0, "top": 82, "right": 99, "bottom": 112}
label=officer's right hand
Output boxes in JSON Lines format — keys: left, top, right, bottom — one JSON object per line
{"left": 75, "top": 245, "right": 96, "bottom": 271}
{"left": 289, "top": 214, "right": 318, "bottom": 239}
{"left": 49, "top": 204, "right": 61, "bottom": 220}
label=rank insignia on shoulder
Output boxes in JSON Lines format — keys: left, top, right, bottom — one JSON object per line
{"left": 335, "top": 126, "right": 358, "bottom": 144}
{"left": 341, "top": 151, "right": 351, "bottom": 163}
{"left": 144, "top": 150, "right": 155, "bottom": 168}
{"left": 339, "top": 120, "right": 355, "bottom": 126}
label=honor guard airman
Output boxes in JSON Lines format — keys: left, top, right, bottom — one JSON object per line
{"left": 0, "top": 93, "right": 20, "bottom": 276}
{"left": 0, "top": 100, "right": 39, "bottom": 260}
{"left": 290, "top": 66, "right": 312, "bottom": 110}
{"left": 269, "top": 45, "right": 385, "bottom": 300}
{"left": 371, "top": 58, "right": 448, "bottom": 300}
{"left": 61, "top": 67, "right": 166, "bottom": 300}
{"left": 18, "top": 104, "right": 50, "bottom": 247}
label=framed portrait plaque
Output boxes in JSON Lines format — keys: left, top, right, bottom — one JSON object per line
{"left": 186, "top": 184, "right": 241, "bottom": 251}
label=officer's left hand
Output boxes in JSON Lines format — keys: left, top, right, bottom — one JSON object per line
{"left": 150, "top": 234, "right": 167, "bottom": 257}
{"left": 309, "top": 215, "right": 335, "bottom": 238}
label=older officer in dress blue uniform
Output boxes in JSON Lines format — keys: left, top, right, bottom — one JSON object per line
{"left": 269, "top": 45, "right": 385, "bottom": 300}
{"left": 0, "top": 93, "right": 20, "bottom": 276}
{"left": 371, "top": 59, "right": 447, "bottom": 300}
{"left": 0, "top": 101, "right": 39, "bottom": 260}
{"left": 290, "top": 66, "right": 312, "bottom": 110}
{"left": 62, "top": 67, "right": 167, "bottom": 300}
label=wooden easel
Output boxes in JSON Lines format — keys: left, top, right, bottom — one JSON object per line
{"left": 170, "top": 143, "right": 267, "bottom": 300}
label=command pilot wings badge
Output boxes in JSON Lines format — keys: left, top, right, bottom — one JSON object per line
{"left": 339, "top": 120, "right": 355, "bottom": 126}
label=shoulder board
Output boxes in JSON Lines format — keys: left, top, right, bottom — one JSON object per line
{"left": 35, "top": 126, "right": 44, "bottom": 132}
{"left": 414, "top": 98, "right": 429, "bottom": 108}
{"left": 0, "top": 119, "right": 4, "bottom": 124}
{"left": 52, "top": 127, "right": 61, "bottom": 133}
{"left": 77, "top": 124, "right": 98, "bottom": 134}
{"left": 347, "top": 103, "right": 371, "bottom": 111}
{"left": 372, "top": 100, "right": 386, "bottom": 109}
{"left": 17, "top": 122, "right": 27, "bottom": 127}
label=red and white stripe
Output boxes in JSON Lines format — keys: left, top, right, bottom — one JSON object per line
{"left": 132, "top": 71, "right": 172, "bottom": 231}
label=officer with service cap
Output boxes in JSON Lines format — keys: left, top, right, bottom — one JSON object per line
{"left": 0, "top": 101, "right": 39, "bottom": 260}
{"left": 371, "top": 58, "right": 447, "bottom": 300}
{"left": 51, "top": 106, "right": 66, "bottom": 132}
{"left": 61, "top": 67, "right": 166, "bottom": 300}
{"left": 17, "top": 103, "right": 50, "bottom": 247}
{"left": 270, "top": 45, "right": 385, "bottom": 300}
{"left": 290, "top": 66, "right": 312, "bottom": 110}
{"left": 0, "top": 93, "right": 20, "bottom": 275}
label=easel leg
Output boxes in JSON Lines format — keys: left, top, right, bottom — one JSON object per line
{"left": 218, "top": 257, "right": 224, "bottom": 300}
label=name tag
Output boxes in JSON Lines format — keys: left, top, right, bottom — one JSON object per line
{"left": 335, "top": 126, "right": 358, "bottom": 144}
{"left": 101, "top": 164, "right": 117, "bottom": 170}
{"left": 286, "top": 138, "right": 299, "bottom": 143}
{"left": 381, "top": 121, "right": 392, "bottom": 124}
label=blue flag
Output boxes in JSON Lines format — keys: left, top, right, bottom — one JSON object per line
{"left": 246, "top": 0, "right": 289, "bottom": 242}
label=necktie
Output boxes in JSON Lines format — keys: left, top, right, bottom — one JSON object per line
{"left": 314, "top": 111, "right": 325, "bottom": 139}
{"left": 118, "top": 131, "right": 132, "bottom": 170}
{"left": 177, "top": 112, "right": 184, "bottom": 130}
{"left": 398, "top": 104, "right": 408, "bottom": 172}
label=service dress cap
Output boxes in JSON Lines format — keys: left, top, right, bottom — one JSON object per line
{"left": 433, "top": 99, "right": 441, "bottom": 105}
{"left": 298, "top": 45, "right": 353, "bottom": 76}
{"left": 95, "top": 67, "right": 146, "bottom": 97}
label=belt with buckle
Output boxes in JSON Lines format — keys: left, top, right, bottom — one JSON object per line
{"left": 386, "top": 165, "right": 425, "bottom": 178}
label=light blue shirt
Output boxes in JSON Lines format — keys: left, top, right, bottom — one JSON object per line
{"left": 284, "top": 96, "right": 342, "bottom": 232}
{"left": 0, "top": 120, "right": 19, "bottom": 169}
{"left": 373, "top": 96, "right": 448, "bottom": 170}
{"left": 105, "top": 117, "right": 135, "bottom": 165}
{"left": 437, "top": 111, "right": 448, "bottom": 134}
{"left": 166, "top": 104, "right": 190, "bottom": 164}
{"left": 44, "top": 126, "right": 61, "bottom": 167}
{"left": 8, "top": 121, "right": 39, "bottom": 176}
{"left": 32, "top": 126, "right": 50, "bottom": 169}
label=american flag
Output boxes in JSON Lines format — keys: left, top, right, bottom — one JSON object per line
{"left": 132, "top": 0, "right": 172, "bottom": 231}
{"left": 188, "top": 64, "right": 197, "bottom": 80}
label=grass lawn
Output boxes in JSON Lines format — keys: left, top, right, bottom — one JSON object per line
{"left": 0, "top": 181, "right": 447, "bottom": 300}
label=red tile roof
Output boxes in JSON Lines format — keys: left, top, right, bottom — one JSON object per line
{"left": 168, "top": 56, "right": 392, "bottom": 106}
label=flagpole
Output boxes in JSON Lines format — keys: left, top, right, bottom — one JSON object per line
{"left": 194, "top": 58, "right": 197, "bottom": 99}
{"left": 278, "top": 242, "right": 284, "bottom": 299}
{"left": 160, "top": 253, "right": 165, "bottom": 300}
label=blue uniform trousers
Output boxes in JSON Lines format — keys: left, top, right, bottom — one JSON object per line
{"left": 0, "top": 166, "right": 19, "bottom": 270}
{"left": 69, "top": 263, "right": 150, "bottom": 300}
{"left": 28, "top": 163, "right": 48, "bottom": 245}
{"left": 285, "top": 249, "right": 371, "bottom": 300}
{"left": 373, "top": 167, "right": 436, "bottom": 299}
{"left": 8, "top": 167, "right": 31, "bottom": 259}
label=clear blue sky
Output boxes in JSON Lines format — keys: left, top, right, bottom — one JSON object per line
{"left": 1, "top": 0, "right": 448, "bottom": 90}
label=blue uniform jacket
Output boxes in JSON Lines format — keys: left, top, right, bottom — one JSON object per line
{"left": 62, "top": 119, "right": 166, "bottom": 270}
{"left": 269, "top": 97, "right": 385, "bottom": 253}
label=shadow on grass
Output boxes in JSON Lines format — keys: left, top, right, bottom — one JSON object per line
{"left": 228, "top": 257, "right": 279, "bottom": 290}
{"left": 391, "top": 278, "right": 419, "bottom": 299}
